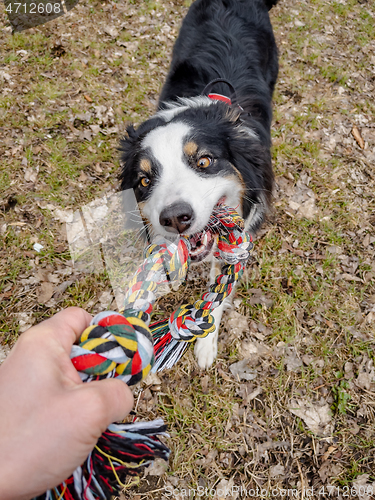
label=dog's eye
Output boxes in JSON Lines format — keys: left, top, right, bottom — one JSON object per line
{"left": 197, "top": 156, "right": 212, "bottom": 168}
{"left": 140, "top": 177, "right": 150, "bottom": 187}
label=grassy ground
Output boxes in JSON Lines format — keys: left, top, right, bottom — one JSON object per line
{"left": 1, "top": 0, "right": 375, "bottom": 497}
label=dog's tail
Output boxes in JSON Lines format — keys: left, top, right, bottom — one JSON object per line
{"left": 262, "top": 0, "right": 279, "bottom": 10}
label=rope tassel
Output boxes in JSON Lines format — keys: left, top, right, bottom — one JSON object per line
{"left": 36, "top": 205, "right": 252, "bottom": 500}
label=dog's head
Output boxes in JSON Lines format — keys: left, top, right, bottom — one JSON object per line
{"left": 120, "top": 97, "right": 273, "bottom": 261}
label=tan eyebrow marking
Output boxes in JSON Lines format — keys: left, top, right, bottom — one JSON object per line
{"left": 140, "top": 158, "right": 152, "bottom": 174}
{"left": 184, "top": 141, "right": 198, "bottom": 157}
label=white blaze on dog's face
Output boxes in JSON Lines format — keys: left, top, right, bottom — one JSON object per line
{"left": 135, "top": 121, "right": 244, "bottom": 261}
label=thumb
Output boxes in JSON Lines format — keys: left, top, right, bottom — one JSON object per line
{"left": 83, "top": 378, "right": 134, "bottom": 429}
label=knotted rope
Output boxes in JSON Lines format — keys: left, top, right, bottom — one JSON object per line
{"left": 37, "top": 205, "right": 252, "bottom": 500}
{"left": 152, "top": 205, "right": 253, "bottom": 370}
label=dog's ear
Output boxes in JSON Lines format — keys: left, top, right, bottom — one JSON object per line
{"left": 119, "top": 117, "right": 166, "bottom": 191}
{"left": 228, "top": 128, "right": 274, "bottom": 221}
{"left": 119, "top": 116, "right": 166, "bottom": 190}
{"left": 119, "top": 125, "right": 140, "bottom": 190}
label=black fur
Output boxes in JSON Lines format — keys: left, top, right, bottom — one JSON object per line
{"left": 120, "top": 116, "right": 166, "bottom": 191}
{"left": 263, "top": 0, "right": 279, "bottom": 10}
{"left": 159, "top": 0, "right": 278, "bottom": 129}
{"left": 120, "top": 0, "right": 278, "bottom": 232}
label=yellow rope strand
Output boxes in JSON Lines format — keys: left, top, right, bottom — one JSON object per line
{"left": 56, "top": 484, "right": 67, "bottom": 500}
{"left": 94, "top": 445, "right": 146, "bottom": 469}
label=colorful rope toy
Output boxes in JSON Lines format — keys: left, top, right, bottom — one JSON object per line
{"left": 36, "top": 204, "right": 252, "bottom": 500}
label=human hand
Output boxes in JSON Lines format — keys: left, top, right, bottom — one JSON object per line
{"left": 0, "top": 307, "right": 134, "bottom": 500}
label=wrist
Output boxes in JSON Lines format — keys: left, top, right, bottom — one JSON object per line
{"left": 0, "top": 469, "right": 26, "bottom": 500}
{"left": 0, "top": 440, "right": 43, "bottom": 500}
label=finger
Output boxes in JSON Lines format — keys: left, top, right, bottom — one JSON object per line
{"left": 31, "top": 307, "right": 92, "bottom": 353}
{"left": 85, "top": 378, "right": 134, "bottom": 427}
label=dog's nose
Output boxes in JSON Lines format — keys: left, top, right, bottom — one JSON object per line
{"left": 159, "top": 202, "right": 195, "bottom": 234}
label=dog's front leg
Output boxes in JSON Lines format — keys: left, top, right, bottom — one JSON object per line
{"left": 194, "top": 303, "right": 222, "bottom": 369}
{"left": 194, "top": 259, "right": 235, "bottom": 369}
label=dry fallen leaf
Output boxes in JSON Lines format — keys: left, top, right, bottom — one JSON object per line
{"left": 285, "top": 350, "right": 303, "bottom": 372}
{"left": 289, "top": 398, "right": 333, "bottom": 436}
{"left": 143, "top": 371, "right": 162, "bottom": 387}
{"left": 217, "top": 367, "right": 233, "bottom": 382}
{"left": 213, "top": 478, "right": 237, "bottom": 500}
{"left": 201, "top": 374, "right": 210, "bottom": 394}
{"left": 237, "top": 384, "right": 262, "bottom": 403}
{"left": 104, "top": 26, "right": 119, "bottom": 38}
{"left": 352, "top": 125, "right": 365, "bottom": 149}
{"left": 79, "top": 129, "right": 93, "bottom": 142}
{"left": 15, "top": 312, "right": 36, "bottom": 333}
{"left": 355, "top": 356, "right": 375, "bottom": 391}
{"left": 47, "top": 273, "right": 60, "bottom": 284}
{"left": 229, "top": 359, "right": 257, "bottom": 381}
{"left": 75, "top": 112, "right": 92, "bottom": 123}
{"left": 226, "top": 310, "right": 249, "bottom": 338}
{"left": 240, "top": 339, "right": 270, "bottom": 360}
{"left": 144, "top": 457, "right": 168, "bottom": 477}
{"left": 197, "top": 449, "right": 218, "bottom": 468}
{"left": 53, "top": 280, "right": 74, "bottom": 298}
{"left": 318, "top": 461, "right": 342, "bottom": 483}
{"left": 363, "top": 233, "right": 370, "bottom": 247}
{"left": 78, "top": 171, "right": 89, "bottom": 182}
{"left": 321, "top": 445, "right": 337, "bottom": 462}
{"left": 90, "top": 124, "right": 101, "bottom": 135}
{"left": 298, "top": 197, "right": 318, "bottom": 219}
{"left": 285, "top": 176, "right": 318, "bottom": 219}
{"left": 352, "top": 474, "right": 375, "bottom": 500}
{"left": 248, "top": 289, "right": 274, "bottom": 308}
{"left": 66, "top": 122, "right": 78, "bottom": 133}
{"left": 239, "top": 340, "right": 258, "bottom": 359}
{"left": 339, "top": 273, "right": 362, "bottom": 282}
{"left": 37, "top": 282, "right": 54, "bottom": 304}
{"left": 269, "top": 464, "right": 285, "bottom": 478}
{"left": 98, "top": 291, "right": 113, "bottom": 308}
{"left": 24, "top": 167, "right": 38, "bottom": 183}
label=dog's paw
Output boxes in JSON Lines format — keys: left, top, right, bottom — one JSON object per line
{"left": 194, "top": 331, "right": 218, "bottom": 369}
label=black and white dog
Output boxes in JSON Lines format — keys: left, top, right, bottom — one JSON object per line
{"left": 120, "top": 0, "right": 279, "bottom": 368}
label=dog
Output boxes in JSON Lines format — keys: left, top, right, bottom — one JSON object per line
{"left": 120, "top": 0, "right": 279, "bottom": 369}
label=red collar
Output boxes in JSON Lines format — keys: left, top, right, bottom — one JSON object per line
{"left": 208, "top": 93, "right": 232, "bottom": 105}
